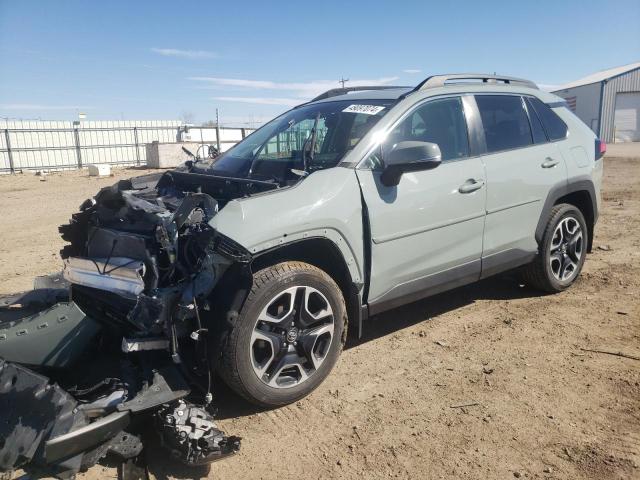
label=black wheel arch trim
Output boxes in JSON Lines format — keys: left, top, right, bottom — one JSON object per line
{"left": 535, "top": 178, "right": 598, "bottom": 252}
{"left": 245, "top": 237, "right": 363, "bottom": 337}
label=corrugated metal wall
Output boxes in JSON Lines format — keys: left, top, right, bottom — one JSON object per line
{"left": 601, "top": 67, "right": 640, "bottom": 142}
{"left": 553, "top": 82, "right": 602, "bottom": 134}
{"left": 0, "top": 120, "right": 255, "bottom": 173}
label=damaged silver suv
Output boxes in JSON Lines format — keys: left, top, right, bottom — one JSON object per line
{"left": 0, "top": 74, "right": 603, "bottom": 478}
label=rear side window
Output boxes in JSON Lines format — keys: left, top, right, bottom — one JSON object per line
{"left": 476, "top": 95, "right": 532, "bottom": 153}
{"left": 524, "top": 97, "right": 548, "bottom": 144}
{"left": 528, "top": 96, "right": 568, "bottom": 141}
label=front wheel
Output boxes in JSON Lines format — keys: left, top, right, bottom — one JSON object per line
{"left": 522, "top": 203, "right": 588, "bottom": 293}
{"left": 219, "top": 262, "right": 347, "bottom": 407}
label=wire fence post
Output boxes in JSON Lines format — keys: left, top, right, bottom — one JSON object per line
{"left": 73, "top": 125, "right": 83, "bottom": 168}
{"left": 215, "top": 109, "right": 221, "bottom": 153}
{"left": 133, "top": 126, "right": 140, "bottom": 165}
{"left": 4, "top": 129, "right": 14, "bottom": 173}
{"left": 241, "top": 128, "right": 246, "bottom": 139}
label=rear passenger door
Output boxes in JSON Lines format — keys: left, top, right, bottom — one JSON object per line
{"left": 474, "top": 94, "right": 568, "bottom": 277}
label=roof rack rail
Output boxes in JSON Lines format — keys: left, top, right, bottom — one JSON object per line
{"left": 413, "top": 73, "right": 538, "bottom": 92}
{"left": 309, "top": 85, "right": 406, "bottom": 103}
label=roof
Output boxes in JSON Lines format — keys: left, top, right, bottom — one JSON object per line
{"left": 312, "top": 74, "right": 538, "bottom": 104}
{"left": 552, "top": 62, "right": 640, "bottom": 91}
{"left": 308, "top": 73, "right": 562, "bottom": 106}
{"left": 313, "top": 85, "right": 559, "bottom": 105}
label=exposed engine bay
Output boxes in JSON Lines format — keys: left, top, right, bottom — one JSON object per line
{"left": 0, "top": 168, "right": 279, "bottom": 478}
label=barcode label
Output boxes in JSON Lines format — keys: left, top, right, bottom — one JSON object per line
{"left": 342, "top": 104, "right": 386, "bottom": 115}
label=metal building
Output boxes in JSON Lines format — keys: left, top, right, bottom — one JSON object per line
{"left": 552, "top": 62, "right": 640, "bottom": 143}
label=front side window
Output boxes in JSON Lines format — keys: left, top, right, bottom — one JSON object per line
{"left": 528, "top": 96, "right": 568, "bottom": 141}
{"left": 197, "top": 99, "right": 393, "bottom": 185}
{"left": 385, "top": 97, "right": 470, "bottom": 162}
{"left": 476, "top": 95, "right": 533, "bottom": 153}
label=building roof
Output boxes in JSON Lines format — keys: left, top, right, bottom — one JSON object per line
{"left": 552, "top": 62, "right": 640, "bottom": 91}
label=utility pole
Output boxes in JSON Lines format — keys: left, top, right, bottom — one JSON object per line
{"left": 339, "top": 77, "right": 349, "bottom": 88}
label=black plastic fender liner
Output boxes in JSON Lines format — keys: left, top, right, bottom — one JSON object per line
{"left": 535, "top": 179, "right": 598, "bottom": 252}
{"left": 0, "top": 359, "right": 86, "bottom": 473}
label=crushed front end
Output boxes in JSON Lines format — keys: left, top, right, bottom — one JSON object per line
{"left": 0, "top": 170, "right": 270, "bottom": 478}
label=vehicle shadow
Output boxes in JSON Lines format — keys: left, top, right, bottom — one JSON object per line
{"left": 211, "top": 273, "right": 543, "bottom": 421}
{"left": 347, "top": 273, "right": 540, "bottom": 349}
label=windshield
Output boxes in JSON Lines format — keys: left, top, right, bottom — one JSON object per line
{"left": 197, "top": 99, "right": 394, "bottom": 184}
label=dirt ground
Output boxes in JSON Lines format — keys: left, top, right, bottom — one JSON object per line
{"left": 0, "top": 157, "right": 638, "bottom": 480}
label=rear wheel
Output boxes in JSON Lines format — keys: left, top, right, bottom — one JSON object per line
{"left": 219, "top": 261, "right": 347, "bottom": 407}
{"left": 523, "top": 203, "right": 588, "bottom": 293}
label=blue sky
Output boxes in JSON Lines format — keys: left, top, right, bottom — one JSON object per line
{"left": 1, "top": 0, "right": 638, "bottom": 126}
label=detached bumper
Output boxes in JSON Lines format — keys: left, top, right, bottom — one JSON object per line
{"left": 0, "top": 278, "right": 100, "bottom": 368}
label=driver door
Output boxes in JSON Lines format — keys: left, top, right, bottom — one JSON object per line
{"left": 356, "top": 96, "right": 487, "bottom": 314}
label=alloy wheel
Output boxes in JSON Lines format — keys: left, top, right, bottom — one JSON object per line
{"left": 549, "top": 216, "right": 583, "bottom": 282}
{"left": 250, "top": 285, "right": 335, "bottom": 388}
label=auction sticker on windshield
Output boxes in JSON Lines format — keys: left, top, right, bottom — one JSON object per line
{"left": 342, "top": 104, "right": 386, "bottom": 115}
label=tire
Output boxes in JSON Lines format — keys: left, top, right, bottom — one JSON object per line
{"left": 522, "top": 203, "right": 588, "bottom": 293}
{"left": 219, "top": 261, "right": 347, "bottom": 407}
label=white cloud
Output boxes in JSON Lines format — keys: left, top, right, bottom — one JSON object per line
{"left": 213, "top": 96, "right": 301, "bottom": 106}
{"left": 0, "top": 104, "right": 92, "bottom": 110}
{"left": 403, "top": 69, "right": 422, "bottom": 74}
{"left": 151, "top": 48, "right": 217, "bottom": 59}
{"left": 190, "top": 76, "right": 400, "bottom": 98}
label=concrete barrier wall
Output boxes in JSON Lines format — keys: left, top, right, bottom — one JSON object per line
{"left": 146, "top": 142, "right": 204, "bottom": 169}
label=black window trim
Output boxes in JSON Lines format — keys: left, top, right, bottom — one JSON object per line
{"left": 523, "top": 96, "right": 550, "bottom": 144}
{"left": 520, "top": 96, "right": 535, "bottom": 145}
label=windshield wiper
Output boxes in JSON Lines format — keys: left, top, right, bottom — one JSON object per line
{"left": 302, "top": 112, "right": 320, "bottom": 172}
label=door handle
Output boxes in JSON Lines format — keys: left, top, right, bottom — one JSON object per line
{"left": 458, "top": 179, "right": 485, "bottom": 194}
{"left": 541, "top": 157, "right": 560, "bottom": 168}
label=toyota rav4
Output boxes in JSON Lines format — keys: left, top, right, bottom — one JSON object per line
{"left": 0, "top": 73, "right": 604, "bottom": 478}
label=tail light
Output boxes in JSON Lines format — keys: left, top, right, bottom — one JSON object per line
{"left": 595, "top": 139, "right": 606, "bottom": 160}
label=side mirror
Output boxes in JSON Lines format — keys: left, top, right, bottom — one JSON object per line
{"left": 380, "top": 141, "right": 442, "bottom": 187}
